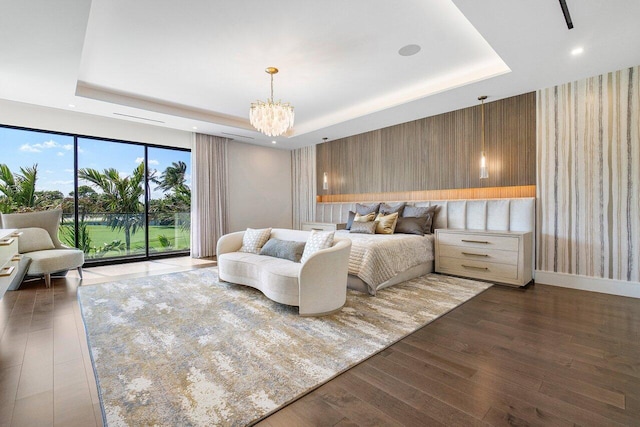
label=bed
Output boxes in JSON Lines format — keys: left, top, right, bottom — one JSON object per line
{"left": 315, "top": 198, "right": 536, "bottom": 295}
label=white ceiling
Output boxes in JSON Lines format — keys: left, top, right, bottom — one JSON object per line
{"left": 1, "top": 0, "right": 639, "bottom": 149}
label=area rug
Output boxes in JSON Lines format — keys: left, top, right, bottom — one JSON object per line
{"left": 78, "top": 267, "right": 492, "bottom": 426}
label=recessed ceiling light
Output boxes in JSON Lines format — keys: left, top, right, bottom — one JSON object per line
{"left": 192, "top": 126, "right": 198, "bottom": 130}
{"left": 272, "top": 140, "right": 276, "bottom": 144}
{"left": 68, "top": 104, "right": 75, "bottom": 108}
{"left": 398, "top": 44, "right": 421, "bottom": 57}
{"left": 571, "top": 47, "right": 584, "bottom": 56}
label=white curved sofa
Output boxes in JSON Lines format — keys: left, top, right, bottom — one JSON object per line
{"left": 217, "top": 228, "right": 351, "bottom": 316}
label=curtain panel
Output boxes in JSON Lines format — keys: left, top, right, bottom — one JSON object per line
{"left": 291, "top": 145, "right": 316, "bottom": 230}
{"left": 191, "top": 134, "right": 230, "bottom": 258}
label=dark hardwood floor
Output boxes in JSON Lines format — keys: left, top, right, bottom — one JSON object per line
{"left": 2, "top": 261, "right": 639, "bottom": 426}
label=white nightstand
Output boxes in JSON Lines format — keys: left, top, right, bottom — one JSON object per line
{"left": 435, "top": 229, "right": 533, "bottom": 287}
{"left": 301, "top": 222, "right": 347, "bottom": 232}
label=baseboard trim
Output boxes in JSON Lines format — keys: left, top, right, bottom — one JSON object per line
{"left": 534, "top": 270, "right": 640, "bottom": 299}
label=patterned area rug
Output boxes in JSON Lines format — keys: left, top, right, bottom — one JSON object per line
{"left": 78, "top": 267, "right": 492, "bottom": 426}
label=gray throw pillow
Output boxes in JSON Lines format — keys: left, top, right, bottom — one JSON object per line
{"left": 260, "top": 238, "right": 306, "bottom": 263}
{"left": 402, "top": 205, "right": 436, "bottom": 218}
{"left": 395, "top": 216, "right": 429, "bottom": 235}
{"left": 345, "top": 210, "right": 356, "bottom": 230}
{"left": 379, "top": 202, "right": 406, "bottom": 216}
{"left": 355, "top": 203, "right": 380, "bottom": 215}
{"left": 349, "top": 221, "right": 377, "bottom": 234}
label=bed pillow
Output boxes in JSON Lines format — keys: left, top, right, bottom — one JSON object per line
{"left": 239, "top": 227, "right": 272, "bottom": 254}
{"left": 259, "top": 238, "right": 306, "bottom": 263}
{"left": 379, "top": 202, "right": 406, "bottom": 216}
{"left": 355, "top": 203, "right": 380, "bottom": 215}
{"left": 349, "top": 221, "right": 376, "bottom": 234}
{"left": 375, "top": 212, "right": 398, "bottom": 234}
{"left": 301, "top": 230, "right": 334, "bottom": 263}
{"left": 345, "top": 210, "right": 356, "bottom": 230}
{"left": 17, "top": 227, "right": 55, "bottom": 253}
{"left": 402, "top": 205, "right": 436, "bottom": 218}
{"left": 395, "top": 216, "right": 429, "bottom": 235}
{"left": 354, "top": 212, "right": 376, "bottom": 222}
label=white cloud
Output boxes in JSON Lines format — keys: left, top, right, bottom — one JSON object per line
{"left": 63, "top": 144, "right": 73, "bottom": 150}
{"left": 135, "top": 157, "right": 144, "bottom": 164}
{"left": 64, "top": 169, "right": 74, "bottom": 173}
{"left": 135, "top": 157, "right": 159, "bottom": 165}
{"left": 149, "top": 159, "right": 159, "bottom": 165}
{"left": 20, "top": 144, "right": 41, "bottom": 153}
{"left": 57, "top": 152, "right": 64, "bottom": 156}
{"left": 41, "top": 140, "right": 58, "bottom": 149}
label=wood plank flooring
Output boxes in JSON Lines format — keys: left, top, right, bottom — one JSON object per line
{"left": 2, "top": 261, "right": 639, "bottom": 426}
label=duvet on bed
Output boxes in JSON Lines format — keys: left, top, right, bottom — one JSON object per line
{"left": 335, "top": 230, "right": 434, "bottom": 294}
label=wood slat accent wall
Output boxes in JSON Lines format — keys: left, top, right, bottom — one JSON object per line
{"left": 316, "top": 92, "right": 536, "bottom": 197}
{"left": 317, "top": 185, "right": 536, "bottom": 203}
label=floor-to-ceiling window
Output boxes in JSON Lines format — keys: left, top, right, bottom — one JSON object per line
{"left": 0, "top": 125, "right": 191, "bottom": 264}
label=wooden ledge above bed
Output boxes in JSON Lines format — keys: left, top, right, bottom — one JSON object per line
{"left": 316, "top": 185, "right": 536, "bottom": 203}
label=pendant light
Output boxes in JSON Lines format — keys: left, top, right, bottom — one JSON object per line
{"left": 478, "top": 95, "right": 488, "bottom": 179}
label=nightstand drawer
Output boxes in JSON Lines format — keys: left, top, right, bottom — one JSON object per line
{"left": 437, "top": 232, "right": 519, "bottom": 251}
{"left": 438, "top": 257, "right": 519, "bottom": 281}
{"left": 301, "top": 222, "right": 346, "bottom": 231}
{"left": 437, "top": 245, "right": 519, "bottom": 265}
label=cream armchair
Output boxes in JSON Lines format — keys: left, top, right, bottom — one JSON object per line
{"left": 0, "top": 209, "right": 84, "bottom": 288}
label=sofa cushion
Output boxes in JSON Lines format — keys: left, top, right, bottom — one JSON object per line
{"left": 259, "top": 238, "right": 306, "bottom": 263}
{"left": 17, "top": 227, "right": 55, "bottom": 253}
{"left": 239, "top": 228, "right": 272, "bottom": 254}
{"left": 300, "top": 230, "right": 334, "bottom": 264}
{"left": 25, "top": 248, "right": 84, "bottom": 275}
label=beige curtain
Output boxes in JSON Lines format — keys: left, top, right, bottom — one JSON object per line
{"left": 291, "top": 145, "right": 316, "bottom": 230}
{"left": 191, "top": 134, "right": 230, "bottom": 258}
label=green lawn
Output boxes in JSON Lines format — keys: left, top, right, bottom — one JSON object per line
{"left": 61, "top": 224, "right": 190, "bottom": 259}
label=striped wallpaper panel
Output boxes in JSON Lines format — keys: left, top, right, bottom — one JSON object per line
{"left": 537, "top": 66, "right": 640, "bottom": 282}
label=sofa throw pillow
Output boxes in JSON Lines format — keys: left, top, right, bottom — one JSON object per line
{"left": 301, "top": 230, "right": 334, "bottom": 263}
{"left": 259, "top": 238, "right": 306, "bottom": 263}
{"left": 345, "top": 210, "right": 356, "bottom": 230}
{"left": 17, "top": 227, "right": 55, "bottom": 253}
{"left": 375, "top": 212, "right": 398, "bottom": 234}
{"left": 394, "top": 216, "right": 429, "bottom": 235}
{"left": 349, "top": 220, "right": 377, "bottom": 235}
{"left": 355, "top": 203, "right": 380, "bottom": 215}
{"left": 239, "top": 228, "right": 272, "bottom": 254}
{"left": 379, "top": 202, "right": 406, "bottom": 216}
{"left": 354, "top": 212, "right": 376, "bottom": 222}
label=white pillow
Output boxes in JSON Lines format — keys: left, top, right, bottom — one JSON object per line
{"left": 301, "top": 230, "right": 335, "bottom": 264}
{"left": 17, "top": 227, "right": 56, "bottom": 253}
{"left": 239, "top": 228, "right": 272, "bottom": 254}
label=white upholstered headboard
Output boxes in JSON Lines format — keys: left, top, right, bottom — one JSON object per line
{"left": 315, "top": 198, "right": 535, "bottom": 233}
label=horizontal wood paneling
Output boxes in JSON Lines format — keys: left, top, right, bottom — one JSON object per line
{"left": 317, "top": 185, "right": 536, "bottom": 202}
{"left": 317, "top": 92, "right": 536, "bottom": 196}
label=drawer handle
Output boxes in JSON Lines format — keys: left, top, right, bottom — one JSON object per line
{"left": 462, "top": 252, "right": 489, "bottom": 257}
{"left": 462, "top": 264, "right": 489, "bottom": 271}
{"left": 0, "top": 238, "right": 15, "bottom": 246}
{"left": 461, "top": 239, "right": 489, "bottom": 244}
{"left": 311, "top": 228, "right": 324, "bottom": 231}
{"left": 0, "top": 266, "right": 15, "bottom": 276}
{"left": 11, "top": 255, "right": 22, "bottom": 261}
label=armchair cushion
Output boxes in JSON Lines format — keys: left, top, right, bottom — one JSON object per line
{"left": 24, "top": 249, "right": 84, "bottom": 276}
{"left": 17, "top": 227, "right": 56, "bottom": 253}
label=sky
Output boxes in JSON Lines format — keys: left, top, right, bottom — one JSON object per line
{"left": 0, "top": 126, "right": 191, "bottom": 199}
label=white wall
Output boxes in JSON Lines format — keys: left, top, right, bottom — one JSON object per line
{"left": 0, "top": 99, "right": 192, "bottom": 149}
{"left": 227, "top": 141, "right": 292, "bottom": 232}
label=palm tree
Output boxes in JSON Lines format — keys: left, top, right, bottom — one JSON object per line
{"left": 154, "top": 161, "right": 190, "bottom": 203}
{"left": 0, "top": 163, "right": 38, "bottom": 213}
{"left": 78, "top": 163, "right": 145, "bottom": 253}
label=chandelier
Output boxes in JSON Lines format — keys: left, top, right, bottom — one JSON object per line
{"left": 249, "top": 67, "right": 295, "bottom": 137}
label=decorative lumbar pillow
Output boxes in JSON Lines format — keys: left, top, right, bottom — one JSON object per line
{"left": 259, "top": 238, "right": 306, "bottom": 263}
{"left": 301, "top": 230, "right": 335, "bottom": 263}
{"left": 349, "top": 220, "right": 377, "bottom": 235}
{"left": 375, "top": 212, "right": 398, "bottom": 234}
{"left": 355, "top": 203, "right": 380, "bottom": 215}
{"left": 345, "top": 210, "right": 356, "bottom": 230}
{"left": 395, "top": 216, "right": 429, "bottom": 235}
{"left": 354, "top": 212, "right": 376, "bottom": 222}
{"left": 17, "top": 227, "right": 55, "bottom": 253}
{"left": 379, "top": 202, "right": 406, "bottom": 216}
{"left": 239, "top": 228, "right": 272, "bottom": 254}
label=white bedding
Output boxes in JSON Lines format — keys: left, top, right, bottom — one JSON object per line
{"left": 335, "top": 230, "right": 434, "bottom": 294}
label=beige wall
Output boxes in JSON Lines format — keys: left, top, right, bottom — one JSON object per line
{"left": 0, "top": 99, "right": 192, "bottom": 149}
{"left": 227, "top": 141, "right": 292, "bottom": 232}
